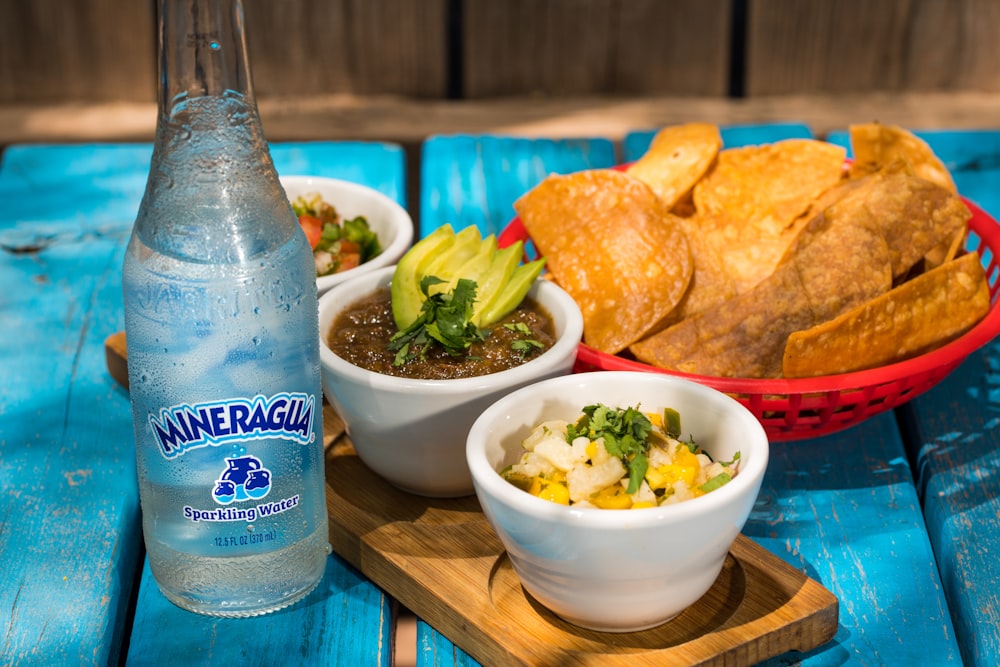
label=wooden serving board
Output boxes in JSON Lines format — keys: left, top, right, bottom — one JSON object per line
{"left": 106, "top": 332, "right": 839, "bottom": 666}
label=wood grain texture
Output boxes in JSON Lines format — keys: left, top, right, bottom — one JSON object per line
{"left": 126, "top": 552, "right": 394, "bottom": 666}
{"left": 460, "top": 0, "right": 731, "bottom": 98}
{"left": 6, "top": 0, "right": 1000, "bottom": 110}
{"left": 8, "top": 92, "right": 1000, "bottom": 149}
{"left": 245, "top": 0, "right": 449, "bottom": 98}
{"left": 0, "top": 143, "right": 151, "bottom": 666}
{"left": 0, "top": 0, "right": 155, "bottom": 104}
{"left": 613, "top": 0, "right": 732, "bottom": 96}
{"left": 882, "top": 129, "right": 1000, "bottom": 666}
{"left": 324, "top": 427, "right": 839, "bottom": 666}
{"left": 419, "top": 135, "right": 616, "bottom": 238}
{"left": 745, "top": 0, "right": 1000, "bottom": 95}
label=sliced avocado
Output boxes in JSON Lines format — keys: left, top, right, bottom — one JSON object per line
{"left": 448, "top": 234, "right": 497, "bottom": 293}
{"left": 392, "top": 224, "right": 546, "bottom": 333}
{"left": 422, "top": 225, "right": 482, "bottom": 294}
{"left": 391, "top": 225, "right": 456, "bottom": 329}
{"left": 471, "top": 242, "right": 522, "bottom": 326}
{"left": 479, "top": 256, "right": 546, "bottom": 326}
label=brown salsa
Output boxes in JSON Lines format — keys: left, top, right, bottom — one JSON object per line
{"left": 327, "top": 287, "right": 557, "bottom": 379}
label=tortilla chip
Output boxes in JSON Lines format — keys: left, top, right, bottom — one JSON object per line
{"left": 514, "top": 169, "right": 693, "bottom": 354}
{"left": 848, "top": 143, "right": 961, "bottom": 271}
{"left": 626, "top": 123, "right": 723, "bottom": 210}
{"left": 783, "top": 166, "right": 970, "bottom": 279}
{"left": 683, "top": 138, "right": 848, "bottom": 294}
{"left": 668, "top": 216, "right": 738, "bottom": 320}
{"left": 783, "top": 252, "right": 990, "bottom": 377}
{"left": 630, "top": 168, "right": 969, "bottom": 378}
{"left": 630, "top": 174, "right": 897, "bottom": 378}
{"left": 693, "top": 139, "right": 847, "bottom": 237}
{"left": 849, "top": 123, "right": 957, "bottom": 193}
{"left": 862, "top": 171, "right": 971, "bottom": 279}
{"left": 699, "top": 210, "right": 811, "bottom": 294}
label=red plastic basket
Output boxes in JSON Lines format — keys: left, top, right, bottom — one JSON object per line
{"left": 499, "top": 198, "right": 1000, "bottom": 441}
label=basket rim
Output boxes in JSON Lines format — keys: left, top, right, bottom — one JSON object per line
{"left": 499, "top": 192, "right": 1000, "bottom": 397}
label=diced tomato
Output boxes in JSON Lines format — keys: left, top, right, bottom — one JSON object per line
{"left": 336, "top": 253, "right": 361, "bottom": 273}
{"left": 298, "top": 214, "right": 323, "bottom": 249}
{"left": 340, "top": 240, "right": 361, "bottom": 254}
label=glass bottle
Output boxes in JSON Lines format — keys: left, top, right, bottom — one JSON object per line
{"left": 122, "top": 0, "right": 329, "bottom": 616}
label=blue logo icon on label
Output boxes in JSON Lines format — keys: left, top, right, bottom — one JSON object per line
{"left": 213, "top": 455, "right": 272, "bottom": 505}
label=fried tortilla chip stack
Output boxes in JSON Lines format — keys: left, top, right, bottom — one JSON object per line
{"left": 513, "top": 122, "right": 991, "bottom": 379}
{"left": 514, "top": 170, "right": 693, "bottom": 355}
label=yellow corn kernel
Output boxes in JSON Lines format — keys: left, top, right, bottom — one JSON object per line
{"left": 538, "top": 480, "right": 570, "bottom": 505}
{"left": 631, "top": 500, "right": 656, "bottom": 509}
{"left": 585, "top": 440, "right": 599, "bottom": 460}
{"left": 645, "top": 466, "right": 667, "bottom": 490}
{"left": 590, "top": 485, "right": 632, "bottom": 509}
{"left": 647, "top": 412, "right": 662, "bottom": 428}
{"left": 657, "top": 446, "right": 700, "bottom": 488}
{"left": 674, "top": 444, "right": 700, "bottom": 466}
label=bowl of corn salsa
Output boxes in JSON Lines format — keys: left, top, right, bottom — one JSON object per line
{"left": 465, "top": 371, "right": 768, "bottom": 632}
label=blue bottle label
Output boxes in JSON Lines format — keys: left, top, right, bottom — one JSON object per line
{"left": 147, "top": 392, "right": 316, "bottom": 460}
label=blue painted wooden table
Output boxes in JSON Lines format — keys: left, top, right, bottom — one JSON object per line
{"left": 0, "top": 141, "right": 400, "bottom": 666}
{"left": 2, "top": 126, "right": 998, "bottom": 665}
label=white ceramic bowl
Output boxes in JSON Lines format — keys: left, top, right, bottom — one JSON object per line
{"left": 281, "top": 175, "right": 414, "bottom": 295}
{"left": 318, "top": 265, "right": 584, "bottom": 497}
{"left": 466, "top": 371, "right": 769, "bottom": 632}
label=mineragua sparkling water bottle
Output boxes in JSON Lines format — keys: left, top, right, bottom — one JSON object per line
{"left": 123, "top": 0, "right": 329, "bottom": 616}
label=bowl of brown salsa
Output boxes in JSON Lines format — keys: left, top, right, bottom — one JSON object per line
{"left": 318, "top": 264, "right": 584, "bottom": 497}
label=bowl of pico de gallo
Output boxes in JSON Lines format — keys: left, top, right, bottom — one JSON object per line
{"left": 281, "top": 175, "right": 414, "bottom": 295}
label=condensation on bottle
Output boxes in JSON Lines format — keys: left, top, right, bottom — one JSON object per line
{"left": 122, "top": 0, "right": 330, "bottom": 617}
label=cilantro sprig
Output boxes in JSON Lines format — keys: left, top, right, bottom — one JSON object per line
{"left": 504, "top": 322, "right": 545, "bottom": 360}
{"left": 567, "top": 404, "right": 653, "bottom": 494}
{"left": 389, "top": 276, "right": 488, "bottom": 365}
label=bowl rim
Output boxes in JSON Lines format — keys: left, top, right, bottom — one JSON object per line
{"left": 280, "top": 175, "right": 415, "bottom": 288}
{"left": 318, "top": 265, "right": 585, "bottom": 393}
{"left": 465, "top": 370, "right": 769, "bottom": 529}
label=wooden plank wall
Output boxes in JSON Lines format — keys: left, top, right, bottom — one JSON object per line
{"left": 5, "top": 0, "right": 1000, "bottom": 107}
{"left": 4, "top": 0, "right": 1000, "bottom": 148}
{"left": 745, "top": 0, "right": 1000, "bottom": 95}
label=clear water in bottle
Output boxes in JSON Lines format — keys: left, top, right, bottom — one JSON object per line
{"left": 123, "top": 89, "right": 330, "bottom": 616}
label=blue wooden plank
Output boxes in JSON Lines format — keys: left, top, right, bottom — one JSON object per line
{"left": 0, "top": 143, "right": 150, "bottom": 666}
{"left": 418, "top": 134, "right": 616, "bottom": 239}
{"left": 416, "top": 622, "right": 478, "bottom": 667}
{"left": 414, "top": 132, "right": 960, "bottom": 667}
{"left": 271, "top": 140, "right": 408, "bottom": 208}
{"left": 890, "top": 129, "right": 1000, "bottom": 665}
{"left": 0, "top": 142, "right": 398, "bottom": 666}
{"left": 126, "top": 555, "right": 391, "bottom": 666}
{"left": 623, "top": 121, "right": 817, "bottom": 161}
{"left": 750, "top": 414, "right": 959, "bottom": 666}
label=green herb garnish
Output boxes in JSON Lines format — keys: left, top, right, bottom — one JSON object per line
{"left": 388, "top": 275, "right": 488, "bottom": 365}
{"left": 663, "top": 407, "right": 682, "bottom": 439}
{"left": 567, "top": 404, "right": 653, "bottom": 494}
{"left": 504, "top": 322, "right": 545, "bottom": 360}
{"left": 699, "top": 472, "right": 732, "bottom": 493}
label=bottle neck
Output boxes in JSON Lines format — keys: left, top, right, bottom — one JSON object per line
{"left": 136, "top": 0, "right": 297, "bottom": 261}
{"left": 157, "top": 0, "right": 256, "bottom": 119}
